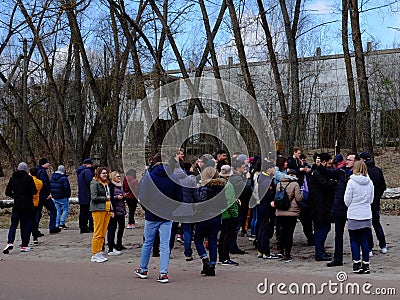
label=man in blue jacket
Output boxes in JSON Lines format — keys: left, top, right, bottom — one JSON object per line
{"left": 76, "top": 158, "right": 94, "bottom": 233}
{"left": 50, "top": 165, "right": 71, "bottom": 229}
{"left": 36, "top": 158, "right": 60, "bottom": 234}
{"left": 135, "top": 153, "right": 178, "bottom": 284}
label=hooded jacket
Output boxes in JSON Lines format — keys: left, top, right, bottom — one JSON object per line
{"left": 344, "top": 174, "right": 374, "bottom": 220}
{"left": 138, "top": 163, "right": 178, "bottom": 222}
{"left": 50, "top": 172, "right": 71, "bottom": 199}
{"left": 76, "top": 165, "right": 94, "bottom": 205}
{"left": 5, "top": 170, "right": 37, "bottom": 213}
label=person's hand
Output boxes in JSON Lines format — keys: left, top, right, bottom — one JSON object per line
{"left": 107, "top": 195, "right": 111, "bottom": 201}
{"left": 110, "top": 212, "right": 115, "bottom": 218}
{"left": 237, "top": 199, "right": 241, "bottom": 206}
{"left": 118, "top": 195, "right": 124, "bottom": 200}
{"left": 270, "top": 201, "right": 275, "bottom": 208}
{"left": 245, "top": 172, "right": 250, "bottom": 179}
{"left": 267, "top": 167, "right": 275, "bottom": 175}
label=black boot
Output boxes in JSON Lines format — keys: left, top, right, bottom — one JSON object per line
{"left": 201, "top": 257, "right": 215, "bottom": 276}
{"left": 362, "top": 262, "right": 370, "bottom": 274}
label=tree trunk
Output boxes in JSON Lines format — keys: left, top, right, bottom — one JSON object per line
{"left": 341, "top": 0, "right": 357, "bottom": 152}
{"left": 349, "top": 0, "right": 373, "bottom": 155}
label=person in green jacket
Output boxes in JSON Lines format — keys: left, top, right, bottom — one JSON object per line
{"left": 218, "top": 165, "right": 239, "bottom": 266}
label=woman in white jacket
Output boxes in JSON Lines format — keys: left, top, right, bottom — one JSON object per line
{"left": 344, "top": 161, "right": 374, "bottom": 274}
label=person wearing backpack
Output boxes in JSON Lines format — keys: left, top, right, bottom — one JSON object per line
{"left": 272, "top": 169, "right": 303, "bottom": 262}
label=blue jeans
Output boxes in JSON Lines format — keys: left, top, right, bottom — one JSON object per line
{"left": 182, "top": 223, "right": 193, "bottom": 257}
{"left": 349, "top": 228, "right": 370, "bottom": 262}
{"left": 314, "top": 222, "right": 331, "bottom": 258}
{"left": 8, "top": 211, "right": 32, "bottom": 247}
{"left": 53, "top": 198, "right": 69, "bottom": 227}
{"left": 194, "top": 216, "right": 221, "bottom": 264}
{"left": 367, "top": 207, "right": 386, "bottom": 249}
{"left": 333, "top": 217, "right": 347, "bottom": 262}
{"left": 250, "top": 206, "right": 258, "bottom": 236}
{"left": 140, "top": 220, "right": 172, "bottom": 274}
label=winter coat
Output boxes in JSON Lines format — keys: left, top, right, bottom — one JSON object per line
{"left": 275, "top": 176, "right": 303, "bottom": 217}
{"left": 109, "top": 181, "right": 126, "bottom": 216}
{"left": 90, "top": 179, "right": 111, "bottom": 212}
{"left": 318, "top": 166, "right": 352, "bottom": 219}
{"left": 365, "top": 160, "right": 386, "bottom": 209}
{"left": 230, "top": 172, "right": 252, "bottom": 203}
{"left": 50, "top": 172, "right": 71, "bottom": 199}
{"left": 198, "top": 178, "right": 226, "bottom": 221}
{"left": 287, "top": 156, "right": 305, "bottom": 186}
{"left": 76, "top": 165, "right": 94, "bottom": 205}
{"left": 5, "top": 170, "right": 37, "bottom": 213}
{"left": 123, "top": 175, "right": 138, "bottom": 200}
{"left": 138, "top": 163, "right": 178, "bottom": 222}
{"left": 344, "top": 174, "right": 374, "bottom": 220}
{"left": 222, "top": 181, "right": 238, "bottom": 220}
{"left": 36, "top": 165, "right": 50, "bottom": 201}
{"left": 308, "top": 165, "right": 337, "bottom": 224}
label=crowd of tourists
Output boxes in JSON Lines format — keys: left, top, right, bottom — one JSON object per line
{"left": 2, "top": 147, "right": 388, "bottom": 283}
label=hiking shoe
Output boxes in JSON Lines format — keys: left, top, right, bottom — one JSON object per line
{"left": 353, "top": 261, "right": 363, "bottom": 273}
{"left": 135, "top": 268, "right": 148, "bottom": 279}
{"left": 3, "top": 243, "right": 13, "bottom": 254}
{"left": 263, "top": 253, "right": 280, "bottom": 259}
{"left": 380, "top": 247, "right": 388, "bottom": 254}
{"left": 284, "top": 256, "right": 292, "bottom": 262}
{"left": 185, "top": 256, "right": 193, "bottom": 261}
{"left": 60, "top": 224, "right": 69, "bottom": 230}
{"left": 221, "top": 259, "right": 239, "bottom": 266}
{"left": 91, "top": 252, "right": 108, "bottom": 263}
{"left": 108, "top": 249, "right": 122, "bottom": 256}
{"left": 20, "top": 246, "right": 32, "bottom": 252}
{"left": 115, "top": 245, "right": 127, "bottom": 251}
{"left": 33, "top": 239, "right": 39, "bottom": 245}
{"left": 157, "top": 274, "right": 169, "bottom": 283}
{"left": 257, "top": 251, "right": 263, "bottom": 258}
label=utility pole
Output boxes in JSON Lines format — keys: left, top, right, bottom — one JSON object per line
{"left": 21, "top": 38, "right": 28, "bottom": 161}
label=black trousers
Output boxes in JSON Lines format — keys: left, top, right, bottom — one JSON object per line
{"left": 79, "top": 204, "right": 93, "bottom": 230}
{"left": 107, "top": 214, "right": 125, "bottom": 251}
{"left": 276, "top": 216, "right": 297, "bottom": 257}
{"left": 218, "top": 217, "right": 238, "bottom": 262}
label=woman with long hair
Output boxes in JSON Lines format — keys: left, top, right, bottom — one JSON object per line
{"left": 107, "top": 171, "right": 127, "bottom": 255}
{"left": 90, "top": 167, "right": 112, "bottom": 263}
{"left": 344, "top": 161, "right": 374, "bottom": 274}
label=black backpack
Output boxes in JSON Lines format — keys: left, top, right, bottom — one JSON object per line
{"left": 274, "top": 181, "right": 292, "bottom": 210}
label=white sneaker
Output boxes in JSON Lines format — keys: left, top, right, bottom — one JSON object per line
{"left": 108, "top": 249, "right": 122, "bottom": 256}
{"left": 380, "top": 247, "right": 388, "bottom": 254}
{"left": 369, "top": 251, "right": 373, "bottom": 257}
{"left": 91, "top": 252, "right": 108, "bottom": 263}
{"left": 3, "top": 243, "right": 13, "bottom": 254}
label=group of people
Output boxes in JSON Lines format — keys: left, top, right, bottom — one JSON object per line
{"left": 2, "top": 146, "right": 388, "bottom": 283}
{"left": 3, "top": 159, "right": 71, "bottom": 253}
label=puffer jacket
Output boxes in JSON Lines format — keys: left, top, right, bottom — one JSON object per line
{"left": 50, "top": 172, "right": 71, "bottom": 199}
{"left": 109, "top": 181, "right": 126, "bottom": 216}
{"left": 76, "top": 165, "right": 94, "bottom": 205}
{"left": 275, "top": 176, "right": 303, "bottom": 217}
{"left": 344, "top": 174, "right": 374, "bottom": 220}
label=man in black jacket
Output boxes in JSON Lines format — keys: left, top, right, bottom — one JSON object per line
{"left": 359, "top": 152, "right": 388, "bottom": 254}
{"left": 3, "top": 162, "right": 37, "bottom": 253}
